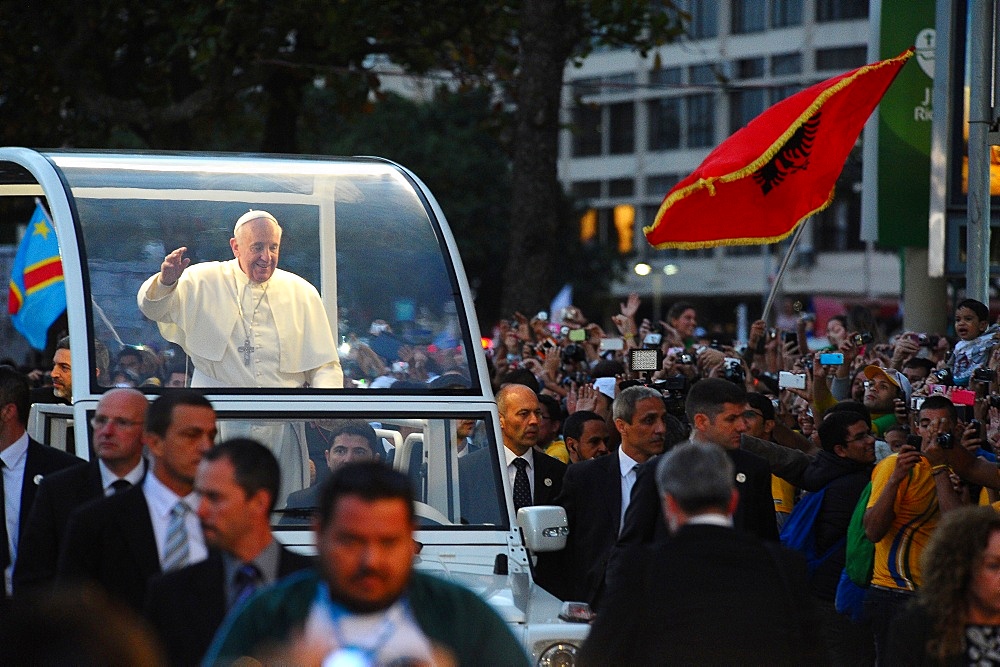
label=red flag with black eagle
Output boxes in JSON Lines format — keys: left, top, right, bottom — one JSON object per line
{"left": 644, "top": 48, "right": 913, "bottom": 249}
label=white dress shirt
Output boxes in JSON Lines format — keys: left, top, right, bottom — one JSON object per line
{"left": 504, "top": 446, "right": 535, "bottom": 501}
{"left": 143, "top": 473, "right": 207, "bottom": 568}
{"left": 98, "top": 458, "right": 146, "bottom": 497}
{"left": 0, "top": 432, "right": 29, "bottom": 593}
{"left": 618, "top": 448, "right": 641, "bottom": 534}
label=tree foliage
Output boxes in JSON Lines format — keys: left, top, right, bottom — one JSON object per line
{"left": 0, "top": 0, "right": 682, "bottom": 319}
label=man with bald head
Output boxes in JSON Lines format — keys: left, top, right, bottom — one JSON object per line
{"left": 459, "top": 384, "right": 566, "bottom": 524}
{"left": 14, "top": 388, "right": 149, "bottom": 593}
{"left": 137, "top": 210, "right": 342, "bottom": 389}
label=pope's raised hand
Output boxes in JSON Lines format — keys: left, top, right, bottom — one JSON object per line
{"left": 160, "top": 247, "right": 191, "bottom": 286}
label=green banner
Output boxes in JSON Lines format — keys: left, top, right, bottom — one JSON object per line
{"left": 877, "top": 1, "right": 935, "bottom": 247}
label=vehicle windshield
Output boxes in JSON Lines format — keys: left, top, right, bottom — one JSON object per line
{"left": 51, "top": 154, "right": 476, "bottom": 394}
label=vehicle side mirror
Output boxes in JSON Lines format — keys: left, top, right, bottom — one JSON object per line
{"left": 517, "top": 506, "right": 568, "bottom": 552}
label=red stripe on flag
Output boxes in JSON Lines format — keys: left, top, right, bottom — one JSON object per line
{"left": 23, "top": 257, "right": 64, "bottom": 292}
{"left": 7, "top": 282, "right": 23, "bottom": 315}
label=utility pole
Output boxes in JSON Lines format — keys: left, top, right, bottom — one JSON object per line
{"left": 967, "top": 0, "right": 995, "bottom": 303}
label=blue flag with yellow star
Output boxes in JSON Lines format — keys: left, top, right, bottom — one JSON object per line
{"left": 8, "top": 201, "right": 65, "bottom": 349}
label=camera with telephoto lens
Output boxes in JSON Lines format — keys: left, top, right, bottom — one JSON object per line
{"left": 722, "top": 357, "right": 745, "bottom": 385}
{"left": 932, "top": 368, "right": 953, "bottom": 385}
{"left": 973, "top": 367, "right": 996, "bottom": 383}
{"left": 851, "top": 332, "right": 874, "bottom": 346}
{"left": 561, "top": 344, "right": 586, "bottom": 364}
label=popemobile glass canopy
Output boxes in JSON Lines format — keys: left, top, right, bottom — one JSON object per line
{"left": 0, "top": 149, "right": 484, "bottom": 398}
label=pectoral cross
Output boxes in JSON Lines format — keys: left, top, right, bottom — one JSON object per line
{"left": 239, "top": 337, "right": 255, "bottom": 366}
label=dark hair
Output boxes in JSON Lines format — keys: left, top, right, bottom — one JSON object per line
{"left": 746, "top": 392, "right": 775, "bottom": 421}
{"left": 956, "top": 298, "right": 990, "bottom": 323}
{"left": 145, "top": 389, "right": 214, "bottom": 436}
{"left": 316, "top": 461, "right": 413, "bottom": 529}
{"left": 685, "top": 378, "right": 747, "bottom": 423}
{"left": 203, "top": 438, "right": 281, "bottom": 512}
{"left": 818, "top": 410, "right": 868, "bottom": 454}
{"left": 919, "top": 394, "right": 957, "bottom": 421}
{"left": 826, "top": 400, "right": 872, "bottom": 428}
{"left": 0, "top": 366, "right": 30, "bottom": 426}
{"left": 326, "top": 420, "right": 380, "bottom": 459}
{"left": 666, "top": 301, "right": 696, "bottom": 324}
{"left": 499, "top": 368, "right": 540, "bottom": 393}
{"left": 591, "top": 359, "right": 625, "bottom": 378}
{"left": 537, "top": 393, "right": 562, "bottom": 424}
{"left": 563, "top": 410, "right": 604, "bottom": 442}
{"left": 902, "top": 357, "right": 935, "bottom": 373}
{"left": 56, "top": 336, "right": 70, "bottom": 352}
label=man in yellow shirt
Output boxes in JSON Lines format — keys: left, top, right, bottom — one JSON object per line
{"left": 863, "top": 394, "right": 963, "bottom": 663}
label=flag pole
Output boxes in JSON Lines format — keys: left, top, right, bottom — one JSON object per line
{"left": 761, "top": 220, "right": 808, "bottom": 324}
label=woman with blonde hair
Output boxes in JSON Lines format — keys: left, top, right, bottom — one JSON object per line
{"left": 887, "top": 506, "right": 1000, "bottom": 665}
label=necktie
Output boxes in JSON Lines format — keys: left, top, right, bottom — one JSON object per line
{"left": 110, "top": 479, "right": 131, "bottom": 495}
{"left": 512, "top": 458, "right": 531, "bottom": 511}
{"left": 162, "top": 501, "right": 190, "bottom": 572}
{"left": 232, "top": 562, "right": 262, "bottom": 609}
{"left": 0, "top": 460, "right": 9, "bottom": 575}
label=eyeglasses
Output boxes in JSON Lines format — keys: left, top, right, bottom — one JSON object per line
{"left": 844, "top": 430, "right": 873, "bottom": 444}
{"left": 91, "top": 416, "right": 144, "bottom": 429}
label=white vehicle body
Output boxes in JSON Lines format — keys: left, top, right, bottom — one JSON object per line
{"left": 0, "top": 149, "right": 586, "bottom": 664}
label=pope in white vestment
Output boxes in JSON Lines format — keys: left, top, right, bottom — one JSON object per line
{"left": 137, "top": 210, "right": 343, "bottom": 505}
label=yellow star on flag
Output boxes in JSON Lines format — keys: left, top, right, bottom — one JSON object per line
{"left": 33, "top": 220, "right": 51, "bottom": 239}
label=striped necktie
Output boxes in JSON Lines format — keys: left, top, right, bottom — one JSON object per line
{"left": 162, "top": 501, "right": 190, "bottom": 572}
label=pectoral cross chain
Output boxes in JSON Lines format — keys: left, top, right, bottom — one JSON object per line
{"left": 239, "top": 337, "right": 255, "bottom": 366}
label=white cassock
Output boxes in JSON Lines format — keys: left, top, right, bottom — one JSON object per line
{"left": 138, "top": 259, "right": 343, "bottom": 505}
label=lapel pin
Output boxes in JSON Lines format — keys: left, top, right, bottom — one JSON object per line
{"left": 544, "top": 478, "right": 553, "bottom": 487}
{"left": 33, "top": 474, "right": 43, "bottom": 485}
{"left": 735, "top": 473, "right": 746, "bottom": 484}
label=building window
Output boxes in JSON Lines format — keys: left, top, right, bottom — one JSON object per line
{"left": 771, "top": 53, "right": 802, "bottom": 75}
{"left": 650, "top": 67, "right": 683, "bottom": 87}
{"left": 816, "top": 46, "right": 867, "bottom": 71}
{"left": 608, "top": 102, "right": 635, "bottom": 154}
{"left": 648, "top": 98, "right": 681, "bottom": 150}
{"left": 732, "top": 0, "right": 766, "bottom": 34}
{"left": 571, "top": 104, "right": 602, "bottom": 157}
{"left": 613, "top": 205, "right": 635, "bottom": 254}
{"left": 689, "top": 64, "right": 717, "bottom": 86}
{"left": 687, "top": 94, "right": 715, "bottom": 147}
{"left": 771, "top": 0, "right": 803, "bottom": 27}
{"left": 646, "top": 174, "right": 680, "bottom": 196}
{"left": 687, "top": 0, "right": 719, "bottom": 39}
{"left": 572, "top": 181, "right": 602, "bottom": 200}
{"left": 609, "top": 178, "right": 634, "bottom": 197}
{"left": 736, "top": 58, "right": 767, "bottom": 79}
{"left": 769, "top": 84, "right": 802, "bottom": 105}
{"left": 729, "top": 88, "right": 767, "bottom": 133}
{"left": 816, "top": 0, "right": 868, "bottom": 21}
{"left": 572, "top": 78, "right": 602, "bottom": 98}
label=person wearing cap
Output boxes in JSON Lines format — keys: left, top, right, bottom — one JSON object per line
{"left": 137, "top": 211, "right": 343, "bottom": 502}
{"left": 137, "top": 210, "right": 342, "bottom": 390}
{"left": 862, "top": 365, "right": 911, "bottom": 438}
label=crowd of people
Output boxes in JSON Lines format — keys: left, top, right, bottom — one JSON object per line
{"left": 6, "top": 204, "right": 1000, "bottom": 664}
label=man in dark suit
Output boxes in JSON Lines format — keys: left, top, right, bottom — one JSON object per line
{"left": 57, "top": 390, "right": 217, "bottom": 611}
{"left": 0, "top": 367, "right": 80, "bottom": 596}
{"left": 145, "top": 439, "right": 312, "bottom": 666}
{"left": 459, "top": 384, "right": 565, "bottom": 525}
{"left": 14, "top": 388, "right": 149, "bottom": 593}
{"left": 580, "top": 442, "right": 819, "bottom": 666}
{"left": 616, "top": 378, "right": 778, "bottom": 548}
{"left": 549, "top": 389, "right": 667, "bottom": 606}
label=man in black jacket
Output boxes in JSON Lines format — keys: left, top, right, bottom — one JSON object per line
{"left": 581, "top": 442, "right": 819, "bottom": 666}
{"left": 743, "top": 409, "right": 876, "bottom": 666}
{"left": 145, "top": 438, "right": 312, "bottom": 666}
